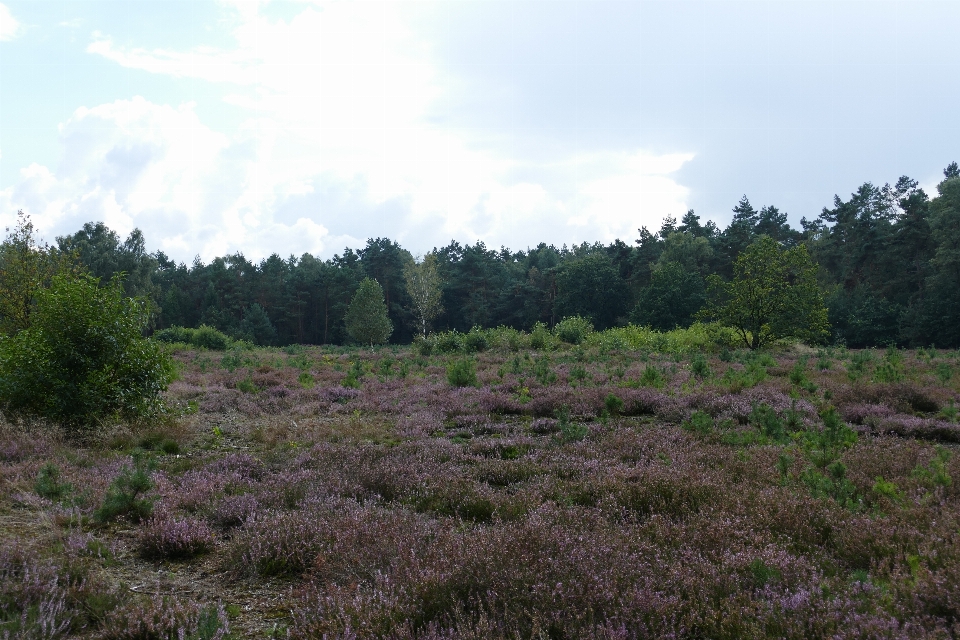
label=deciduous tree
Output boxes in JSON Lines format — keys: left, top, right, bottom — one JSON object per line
{"left": 701, "top": 236, "right": 828, "bottom": 349}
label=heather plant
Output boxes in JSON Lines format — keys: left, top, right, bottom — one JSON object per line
{"left": 137, "top": 513, "right": 216, "bottom": 560}
{"left": 94, "top": 453, "right": 155, "bottom": 523}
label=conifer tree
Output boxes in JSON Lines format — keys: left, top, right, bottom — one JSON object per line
{"left": 345, "top": 278, "right": 393, "bottom": 347}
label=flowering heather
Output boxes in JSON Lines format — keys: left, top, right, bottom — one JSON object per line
{"left": 137, "top": 512, "right": 216, "bottom": 560}
{"left": 2, "top": 345, "right": 960, "bottom": 636}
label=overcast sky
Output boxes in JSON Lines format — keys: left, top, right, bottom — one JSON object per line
{"left": 1, "top": 1, "right": 957, "bottom": 263}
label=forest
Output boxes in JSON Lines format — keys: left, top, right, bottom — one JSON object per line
{"left": 37, "top": 162, "right": 960, "bottom": 349}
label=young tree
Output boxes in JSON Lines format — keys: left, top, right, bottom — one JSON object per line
{"left": 404, "top": 254, "right": 443, "bottom": 338}
{"left": 0, "top": 273, "right": 173, "bottom": 428}
{"left": 0, "top": 211, "right": 78, "bottom": 336}
{"left": 700, "top": 236, "right": 828, "bottom": 349}
{"left": 345, "top": 278, "right": 393, "bottom": 347}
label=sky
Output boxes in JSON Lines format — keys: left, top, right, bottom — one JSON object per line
{"left": 0, "top": 0, "right": 958, "bottom": 264}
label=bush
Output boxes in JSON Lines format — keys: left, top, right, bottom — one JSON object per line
{"left": 463, "top": 327, "right": 489, "bottom": 353}
{"left": 192, "top": 325, "right": 231, "bottom": 351}
{"left": 554, "top": 316, "right": 594, "bottom": 345}
{"left": 0, "top": 274, "right": 174, "bottom": 428}
{"left": 447, "top": 358, "right": 478, "bottom": 387}
{"left": 94, "top": 453, "right": 155, "bottom": 524}
{"left": 138, "top": 515, "right": 216, "bottom": 560}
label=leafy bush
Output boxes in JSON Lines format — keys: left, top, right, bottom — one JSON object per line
{"left": 0, "top": 274, "right": 174, "bottom": 428}
{"left": 154, "top": 324, "right": 234, "bottom": 351}
{"left": 447, "top": 358, "right": 477, "bottom": 387}
{"left": 554, "top": 316, "right": 594, "bottom": 345}
{"left": 463, "top": 327, "right": 489, "bottom": 353}
{"left": 191, "top": 325, "right": 232, "bottom": 350}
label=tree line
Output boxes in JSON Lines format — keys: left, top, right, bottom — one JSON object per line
{"left": 4, "top": 162, "right": 959, "bottom": 348}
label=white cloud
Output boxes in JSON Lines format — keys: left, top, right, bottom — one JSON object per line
{"left": 0, "top": 3, "right": 22, "bottom": 41}
{"left": 5, "top": 1, "right": 693, "bottom": 260}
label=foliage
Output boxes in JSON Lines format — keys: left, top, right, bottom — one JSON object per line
{"left": 446, "top": 358, "right": 477, "bottom": 387}
{"left": 701, "top": 236, "right": 829, "bottom": 349}
{"left": 631, "top": 260, "right": 706, "bottom": 331}
{"left": 404, "top": 253, "right": 444, "bottom": 338}
{"left": 154, "top": 324, "right": 236, "bottom": 351}
{"left": 345, "top": 277, "right": 393, "bottom": 347}
{"left": 94, "top": 453, "right": 155, "bottom": 523}
{"left": 0, "top": 273, "right": 174, "bottom": 427}
{"left": 553, "top": 315, "right": 594, "bottom": 345}
{"left": 0, "top": 210, "right": 79, "bottom": 337}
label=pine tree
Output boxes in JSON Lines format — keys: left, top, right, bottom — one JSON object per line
{"left": 345, "top": 278, "right": 393, "bottom": 347}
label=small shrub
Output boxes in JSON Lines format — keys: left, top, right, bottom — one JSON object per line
{"left": 138, "top": 514, "right": 216, "bottom": 560}
{"left": 436, "top": 330, "right": 465, "bottom": 353}
{"left": 557, "top": 405, "right": 587, "bottom": 442}
{"left": 639, "top": 365, "right": 665, "bottom": 389}
{"left": 34, "top": 463, "right": 73, "bottom": 501}
{"left": 569, "top": 365, "right": 588, "bottom": 384}
{"left": 94, "top": 453, "right": 155, "bottom": 524}
{"left": 682, "top": 410, "right": 714, "bottom": 436}
{"left": 690, "top": 352, "right": 710, "bottom": 379}
{"left": 553, "top": 316, "right": 594, "bottom": 345}
{"left": 529, "top": 322, "right": 554, "bottom": 351}
{"left": 463, "top": 327, "right": 488, "bottom": 353}
{"left": 533, "top": 357, "right": 557, "bottom": 385}
{"left": 604, "top": 393, "right": 624, "bottom": 416}
{"left": 447, "top": 358, "right": 477, "bottom": 387}
{"left": 192, "top": 325, "right": 231, "bottom": 351}
{"left": 935, "top": 362, "right": 953, "bottom": 385}
{"left": 749, "top": 403, "right": 786, "bottom": 442}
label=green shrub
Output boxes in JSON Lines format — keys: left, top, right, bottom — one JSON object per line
{"left": 436, "top": 330, "right": 465, "bottom": 353}
{"left": 34, "top": 464, "right": 73, "bottom": 501}
{"left": 192, "top": 325, "right": 231, "bottom": 351}
{"left": 529, "top": 322, "right": 555, "bottom": 351}
{"left": 604, "top": 393, "right": 624, "bottom": 416}
{"left": 414, "top": 335, "right": 436, "bottom": 356}
{"left": 639, "top": 365, "right": 665, "bottom": 389}
{"left": 682, "top": 410, "right": 714, "bottom": 436}
{"left": 554, "top": 316, "right": 594, "bottom": 345}
{"left": 463, "top": 327, "right": 488, "bottom": 353}
{"left": 557, "top": 405, "right": 588, "bottom": 442}
{"left": 0, "top": 274, "right": 174, "bottom": 428}
{"left": 153, "top": 326, "right": 195, "bottom": 344}
{"left": 690, "top": 353, "right": 710, "bottom": 379}
{"left": 447, "top": 358, "right": 477, "bottom": 387}
{"left": 94, "top": 453, "right": 155, "bottom": 523}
